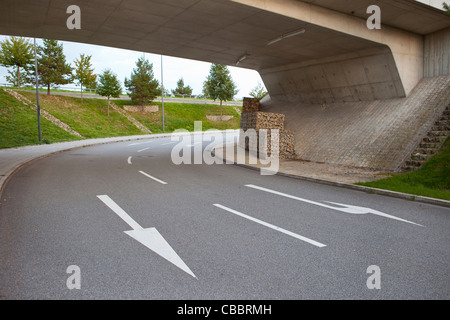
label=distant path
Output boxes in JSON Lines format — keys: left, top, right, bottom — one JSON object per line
{"left": 20, "top": 90, "right": 243, "bottom": 106}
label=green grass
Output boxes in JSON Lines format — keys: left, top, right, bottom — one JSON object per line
{"left": 113, "top": 100, "right": 242, "bottom": 133}
{"left": 0, "top": 89, "right": 242, "bottom": 149}
{"left": 0, "top": 89, "right": 79, "bottom": 148}
{"left": 0, "top": 86, "right": 97, "bottom": 94}
{"left": 358, "top": 137, "right": 450, "bottom": 200}
{"left": 20, "top": 92, "right": 145, "bottom": 139}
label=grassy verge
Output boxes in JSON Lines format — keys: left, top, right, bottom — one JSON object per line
{"left": 20, "top": 91, "right": 144, "bottom": 139}
{"left": 357, "top": 137, "right": 450, "bottom": 201}
{"left": 113, "top": 100, "right": 242, "bottom": 133}
{"left": 0, "top": 89, "right": 80, "bottom": 148}
{"left": 1, "top": 89, "right": 242, "bottom": 149}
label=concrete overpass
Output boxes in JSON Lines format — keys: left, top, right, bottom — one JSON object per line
{"left": 1, "top": 0, "right": 450, "bottom": 170}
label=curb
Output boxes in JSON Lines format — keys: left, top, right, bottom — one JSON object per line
{"left": 212, "top": 144, "right": 450, "bottom": 209}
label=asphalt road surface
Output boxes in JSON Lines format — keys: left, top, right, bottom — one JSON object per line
{"left": 0, "top": 133, "right": 449, "bottom": 300}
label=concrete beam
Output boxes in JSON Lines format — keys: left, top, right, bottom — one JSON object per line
{"left": 233, "top": 0, "right": 426, "bottom": 98}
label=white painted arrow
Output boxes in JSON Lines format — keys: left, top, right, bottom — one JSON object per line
{"left": 97, "top": 195, "right": 197, "bottom": 278}
{"left": 245, "top": 185, "right": 423, "bottom": 227}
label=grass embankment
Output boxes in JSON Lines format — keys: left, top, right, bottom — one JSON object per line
{"left": 20, "top": 91, "right": 144, "bottom": 139}
{"left": 0, "top": 89, "right": 241, "bottom": 149}
{"left": 113, "top": 100, "right": 241, "bottom": 133}
{"left": 0, "top": 89, "right": 79, "bottom": 148}
{"left": 358, "top": 137, "right": 450, "bottom": 201}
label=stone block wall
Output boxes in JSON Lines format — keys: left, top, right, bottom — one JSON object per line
{"left": 242, "top": 97, "right": 260, "bottom": 113}
{"left": 240, "top": 111, "right": 285, "bottom": 131}
{"left": 123, "top": 105, "right": 159, "bottom": 112}
{"left": 239, "top": 98, "right": 295, "bottom": 159}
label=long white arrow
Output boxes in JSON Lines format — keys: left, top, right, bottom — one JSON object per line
{"left": 245, "top": 185, "right": 424, "bottom": 227}
{"left": 97, "top": 195, "right": 197, "bottom": 278}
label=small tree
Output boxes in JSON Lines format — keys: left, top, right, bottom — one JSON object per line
{"left": 37, "top": 39, "right": 73, "bottom": 95}
{"left": 444, "top": 2, "right": 450, "bottom": 15}
{"left": 5, "top": 66, "right": 34, "bottom": 88}
{"left": 203, "top": 63, "right": 238, "bottom": 119}
{"left": 171, "top": 77, "right": 193, "bottom": 97}
{"left": 249, "top": 82, "right": 268, "bottom": 100}
{"left": 0, "top": 36, "right": 34, "bottom": 90}
{"left": 96, "top": 69, "right": 122, "bottom": 118}
{"left": 73, "top": 54, "right": 97, "bottom": 104}
{"left": 124, "top": 56, "right": 159, "bottom": 105}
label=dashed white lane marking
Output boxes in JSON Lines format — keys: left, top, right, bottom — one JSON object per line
{"left": 137, "top": 146, "right": 152, "bottom": 153}
{"left": 186, "top": 142, "right": 202, "bottom": 147}
{"left": 128, "top": 141, "right": 154, "bottom": 146}
{"left": 139, "top": 171, "right": 168, "bottom": 185}
{"left": 161, "top": 141, "right": 177, "bottom": 146}
{"left": 213, "top": 204, "right": 326, "bottom": 248}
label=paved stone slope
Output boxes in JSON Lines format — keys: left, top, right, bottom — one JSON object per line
{"left": 261, "top": 75, "right": 450, "bottom": 171}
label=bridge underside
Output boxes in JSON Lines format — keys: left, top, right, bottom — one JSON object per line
{"left": 1, "top": 0, "right": 450, "bottom": 170}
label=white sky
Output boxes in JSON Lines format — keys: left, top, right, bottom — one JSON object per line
{"left": 0, "top": 0, "right": 445, "bottom": 97}
{"left": 0, "top": 36, "right": 264, "bottom": 100}
{"left": 415, "top": 0, "right": 446, "bottom": 8}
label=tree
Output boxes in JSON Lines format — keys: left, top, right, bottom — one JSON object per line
{"left": 73, "top": 54, "right": 97, "bottom": 104}
{"left": 444, "top": 2, "right": 450, "bottom": 15}
{"left": 37, "top": 39, "right": 73, "bottom": 95}
{"left": 203, "top": 63, "right": 238, "bottom": 119}
{"left": 249, "top": 82, "right": 268, "bottom": 100}
{"left": 5, "top": 66, "right": 33, "bottom": 88}
{"left": 160, "top": 87, "right": 170, "bottom": 97}
{"left": 96, "top": 69, "right": 122, "bottom": 118}
{"left": 0, "top": 36, "right": 34, "bottom": 90}
{"left": 124, "top": 56, "right": 159, "bottom": 105}
{"left": 171, "top": 77, "right": 193, "bottom": 97}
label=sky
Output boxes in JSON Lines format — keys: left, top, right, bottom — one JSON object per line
{"left": 416, "top": 0, "right": 447, "bottom": 8}
{"left": 0, "top": 35, "right": 264, "bottom": 100}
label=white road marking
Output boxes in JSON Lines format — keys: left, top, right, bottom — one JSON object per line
{"left": 137, "top": 146, "right": 152, "bottom": 153}
{"left": 245, "top": 184, "right": 423, "bottom": 227}
{"left": 97, "top": 195, "right": 196, "bottom": 278}
{"left": 161, "top": 141, "right": 177, "bottom": 145}
{"left": 127, "top": 156, "right": 132, "bottom": 164}
{"left": 128, "top": 141, "right": 154, "bottom": 146}
{"left": 139, "top": 171, "right": 168, "bottom": 185}
{"left": 186, "top": 142, "right": 202, "bottom": 147}
{"left": 213, "top": 204, "right": 326, "bottom": 248}
{"left": 97, "top": 195, "right": 142, "bottom": 231}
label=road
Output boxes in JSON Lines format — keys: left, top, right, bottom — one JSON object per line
{"left": 19, "top": 89, "right": 243, "bottom": 106}
{"left": 0, "top": 133, "right": 449, "bottom": 300}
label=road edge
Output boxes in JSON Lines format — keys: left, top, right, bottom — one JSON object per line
{"left": 212, "top": 143, "right": 450, "bottom": 209}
